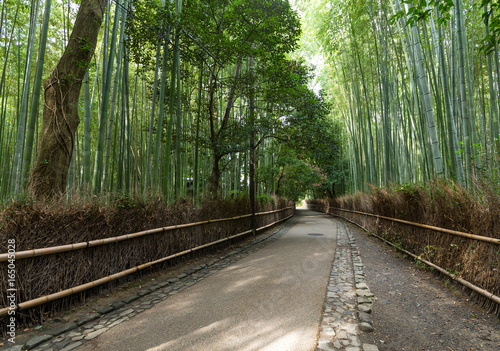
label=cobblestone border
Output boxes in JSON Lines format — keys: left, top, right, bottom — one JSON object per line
{"left": 316, "top": 220, "right": 378, "bottom": 351}
{"left": 8, "top": 217, "right": 296, "bottom": 351}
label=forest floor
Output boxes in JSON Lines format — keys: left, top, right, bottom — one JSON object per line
{"left": 348, "top": 221, "right": 500, "bottom": 351}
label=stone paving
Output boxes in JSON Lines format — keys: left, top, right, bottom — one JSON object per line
{"left": 316, "top": 220, "right": 378, "bottom": 351}
{"left": 7, "top": 215, "right": 379, "bottom": 351}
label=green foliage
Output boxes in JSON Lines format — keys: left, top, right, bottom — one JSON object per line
{"left": 259, "top": 145, "right": 327, "bottom": 201}
{"left": 111, "top": 193, "right": 143, "bottom": 209}
{"left": 125, "top": 0, "right": 175, "bottom": 69}
{"left": 392, "top": 241, "right": 404, "bottom": 252}
{"left": 257, "top": 194, "right": 275, "bottom": 207}
{"left": 180, "top": 0, "right": 301, "bottom": 65}
{"left": 391, "top": 0, "right": 453, "bottom": 27}
{"left": 414, "top": 259, "right": 427, "bottom": 269}
{"left": 414, "top": 259, "right": 435, "bottom": 270}
{"left": 481, "top": 0, "right": 500, "bottom": 54}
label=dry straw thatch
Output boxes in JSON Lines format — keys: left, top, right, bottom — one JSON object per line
{"left": 0, "top": 195, "right": 292, "bottom": 332}
{"left": 309, "top": 181, "right": 500, "bottom": 316}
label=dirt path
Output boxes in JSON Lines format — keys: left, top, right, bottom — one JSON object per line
{"left": 346, "top": 221, "right": 500, "bottom": 351}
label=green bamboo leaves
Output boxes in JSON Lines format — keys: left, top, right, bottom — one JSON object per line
{"left": 298, "top": 0, "right": 500, "bottom": 192}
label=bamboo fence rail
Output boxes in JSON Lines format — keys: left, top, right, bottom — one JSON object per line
{"left": 312, "top": 206, "right": 500, "bottom": 245}
{"left": 0, "top": 207, "right": 294, "bottom": 262}
{"left": 308, "top": 204, "right": 500, "bottom": 307}
{"left": 0, "top": 209, "right": 294, "bottom": 317}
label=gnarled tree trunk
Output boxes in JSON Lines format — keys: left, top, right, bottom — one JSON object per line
{"left": 28, "top": 0, "right": 106, "bottom": 198}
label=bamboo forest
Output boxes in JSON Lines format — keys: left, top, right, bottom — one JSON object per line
{"left": 3, "top": 1, "right": 500, "bottom": 348}
{"left": 1, "top": 0, "right": 500, "bottom": 203}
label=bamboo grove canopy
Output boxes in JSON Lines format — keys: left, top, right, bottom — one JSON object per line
{"left": 0, "top": 0, "right": 343, "bottom": 202}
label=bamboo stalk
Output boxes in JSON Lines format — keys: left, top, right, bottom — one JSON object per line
{"left": 10, "top": 0, "right": 41, "bottom": 195}
{"left": 92, "top": 0, "right": 122, "bottom": 193}
{"left": 0, "top": 213, "right": 293, "bottom": 317}
{"left": 21, "top": 0, "right": 52, "bottom": 189}
{"left": 0, "top": 207, "right": 294, "bottom": 261}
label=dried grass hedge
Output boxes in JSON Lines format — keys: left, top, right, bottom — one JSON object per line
{"left": 0, "top": 194, "right": 292, "bottom": 331}
{"left": 308, "top": 181, "right": 500, "bottom": 315}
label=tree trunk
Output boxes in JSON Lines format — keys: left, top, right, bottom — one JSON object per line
{"left": 28, "top": 0, "right": 106, "bottom": 198}
{"left": 193, "top": 61, "right": 204, "bottom": 202}
{"left": 209, "top": 153, "right": 222, "bottom": 195}
{"left": 206, "top": 61, "right": 241, "bottom": 197}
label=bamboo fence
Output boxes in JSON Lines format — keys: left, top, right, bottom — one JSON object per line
{"left": 308, "top": 204, "right": 500, "bottom": 308}
{"left": 0, "top": 207, "right": 294, "bottom": 262}
{"left": 0, "top": 207, "right": 294, "bottom": 317}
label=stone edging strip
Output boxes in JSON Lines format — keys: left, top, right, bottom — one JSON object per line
{"left": 316, "top": 219, "right": 379, "bottom": 351}
{"left": 9, "top": 217, "right": 297, "bottom": 351}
